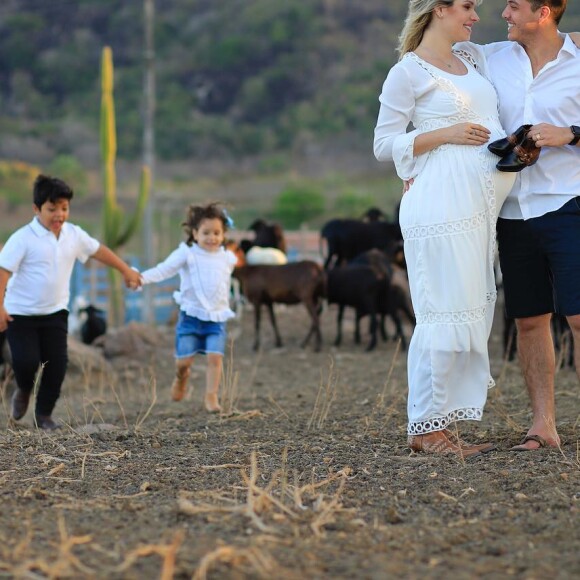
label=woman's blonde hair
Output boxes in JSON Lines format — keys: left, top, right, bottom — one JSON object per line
{"left": 396, "top": 0, "right": 482, "bottom": 59}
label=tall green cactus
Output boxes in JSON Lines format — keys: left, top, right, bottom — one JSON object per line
{"left": 100, "top": 46, "right": 150, "bottom": 325}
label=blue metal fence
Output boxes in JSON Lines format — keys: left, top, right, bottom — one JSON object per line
{"left": 69, "top": 257, "right": 179, "bottom": 324}
{"left": 68, "top": 231, "right": 320, "bottom": 324}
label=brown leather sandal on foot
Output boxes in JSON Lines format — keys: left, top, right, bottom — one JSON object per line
{"left": 510, "top": 434, "right": 549, "bottom": 452}
{"left": 443, "top": 430, "right": 496, "bottom": 453}
{"left": 408, "top": 431, "right": 482, "bottom": 459}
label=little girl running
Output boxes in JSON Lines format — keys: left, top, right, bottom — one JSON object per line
{"left": 140, "top": 202, "right": 238, "bottom": 412}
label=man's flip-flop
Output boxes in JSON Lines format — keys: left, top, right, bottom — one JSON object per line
{"left": 510, "top": 434, "right": 548, "bottom": 452}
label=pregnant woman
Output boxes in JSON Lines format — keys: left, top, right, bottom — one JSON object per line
{"left": 374, "top": 0, "right": 516, "bottom": 457}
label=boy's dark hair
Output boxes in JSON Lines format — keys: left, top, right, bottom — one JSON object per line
{"left": 33, "top": 174, "right": 74, "bottom": 208}
{"left": 529, "top": 0, "right": 566, "bottom": 24}
{"left": 183, "top": 201, "right": 229, "bottom": 246}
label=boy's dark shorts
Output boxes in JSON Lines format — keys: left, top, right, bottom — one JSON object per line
{"left": 497, "top": 197, "right": 580, "bottom": 319}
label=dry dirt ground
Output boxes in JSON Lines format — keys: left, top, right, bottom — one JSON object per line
{"left": 0, "top": 301, "right": 579, "bottom": 579}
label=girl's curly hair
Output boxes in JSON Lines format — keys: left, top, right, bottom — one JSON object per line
{"left": 183, "top": 201, "right": 229, "bottom": 246}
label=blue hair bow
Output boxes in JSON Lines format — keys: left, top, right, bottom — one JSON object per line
{"left": 223, "top": 209, "right": 235, "bottom": 229}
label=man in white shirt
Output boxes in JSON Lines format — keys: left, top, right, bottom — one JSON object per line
{"left": 471, "top": 0, "right": 580, "bottom": 450}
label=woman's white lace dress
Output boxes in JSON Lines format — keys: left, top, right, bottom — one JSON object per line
{"left": 374, "top": 52, "right": 516, "bottom": 435}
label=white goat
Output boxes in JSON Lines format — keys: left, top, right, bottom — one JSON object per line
{"left": 246, "top": 246, "right": 288, "bottom": 265}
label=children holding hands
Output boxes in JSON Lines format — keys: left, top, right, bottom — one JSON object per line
{"left": 0, "top": 174, "right": 237, "bottom": 425}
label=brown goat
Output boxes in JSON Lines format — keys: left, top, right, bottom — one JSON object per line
{"left": 232, "top": 261, "right": 325, "bottom": 351}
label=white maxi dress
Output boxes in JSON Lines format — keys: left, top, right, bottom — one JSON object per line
{"left": 374, "top": 52, "right": 516, "bottom": 435}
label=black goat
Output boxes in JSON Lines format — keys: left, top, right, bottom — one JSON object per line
{"left": 350, "top": 249, "right": 415, "bottom": 350}
{"left": 503, "top": 312, "right": 575, "bottom": 368}
{"left": 320, "top": 219, "right": 402, "bottom": 270}
{"left": 503, "top": 314, "right": 518, "bottom": 362}
{"left": 245, "top": 219, "right": 287, "bottom": 254}
{"left": 361, "top": 207, "right": 386, "bottom": 222}
{"left": 80, "top": 305, "right": 107, "bottom": 345}
{"left": 552, "top": 314, "right": 575, "bottom": 368}
{"left": 326, "top": 264, "right": 385, "bottom": 352}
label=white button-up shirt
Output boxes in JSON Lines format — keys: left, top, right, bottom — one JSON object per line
{"left": 141, "top": 242, "right": 237, "bottom": 322}
{"left": 0, "top": 218, "right": 100, "bottom": 315}
{"left": 457, "top": 35, "right": 580, "bottom": 220}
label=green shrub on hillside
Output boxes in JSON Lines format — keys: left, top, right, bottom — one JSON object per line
{"left": 334, "top": 189, "right": 377, "bottom": 218}
{"left": 0, "top": 160, "right": 41, "bottom": 208}
{"left": 7, "top": 1, "right": 578, "bottom": 161}
{"left": 47, "top": 155, "right": 88, "bottom": 198}
{"left": 273, "top": 182, "right": 325, "bottom": 229}
{"left": 257, "top": 154, "right": 289, "bottom": 175}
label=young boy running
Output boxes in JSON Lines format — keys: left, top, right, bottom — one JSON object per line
{"left": 0, "top": 175, "right": 142, "bottom": 429}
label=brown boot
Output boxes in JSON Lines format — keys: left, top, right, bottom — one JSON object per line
{"left": 11, "top": 388, "right": 31, "bottom": 421}
{"left": 171, "top": 365, "right": 190, "bottom": 401}
{"left": 496, "top": 127, "right": 541, "bottom": 172}
{"left": 488, "top": 124, "right": 532, "bottom": 156}
{"left": 443, "top": 429, "right": 496, "bottom": 453}
{"left": 408, "top": 430, "right": 482, "bottom": 458}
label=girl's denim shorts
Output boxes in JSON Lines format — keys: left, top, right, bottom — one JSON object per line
{"left": 175, "top": 312, "right": 227, "bottom": 357}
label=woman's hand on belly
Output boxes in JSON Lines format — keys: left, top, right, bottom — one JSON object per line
{"left": 414, "top": 122, "right": 491, "bottom": 156}
{"left": 444, "top": 122, "right": 490, "bottom": 146}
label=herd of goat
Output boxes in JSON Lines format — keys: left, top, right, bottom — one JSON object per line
{"left": 232, "top": 208, "right": 415, "bottom": 353}
{"left": 231, "top": 210, "right": 574, "bottom": 365}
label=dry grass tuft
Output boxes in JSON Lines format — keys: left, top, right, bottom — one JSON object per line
{"left": 221, "top": 339, "right": 241, "bottom": 415}
{"left": 134, "top": 375, "right": 158, "bottom": 430}
{"left": 179, "top": 450, "right": 355, "bottom": 539}
{"left": 3, "top": 514, "right": 94, "bottom": 578}
{"left": 114, "top": 529, "right": 185, "bottom": 579}
{"left": 308, "top": 357, "right": 338, "bottom": 431}
{"left": 220, "top": 409, "right": 264, "bottom": 421}
{"left": 362, "top": 339, "right": 403, "bottom": 434}
{"left": 193, "top": 544, "right": 277, "bottom": 580}
{"left": 485, "top": 389, "right": 523, "bottom": 433}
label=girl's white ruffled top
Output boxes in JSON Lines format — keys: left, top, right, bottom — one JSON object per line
{"left": 141, "top": 243, "right": 238, "bottom": 322}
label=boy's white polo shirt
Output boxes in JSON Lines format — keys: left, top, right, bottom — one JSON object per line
{"left": 0, "top": 218, "right": 100, "bottom": 315}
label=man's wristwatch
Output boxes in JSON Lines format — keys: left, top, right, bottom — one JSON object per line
{"left": 569, "top": 125, "right": 580, "bottom": 146}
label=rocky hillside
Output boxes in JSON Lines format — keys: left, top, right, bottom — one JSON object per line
{"left": 0, "top": 0, "right": 578, "bottom": 166}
